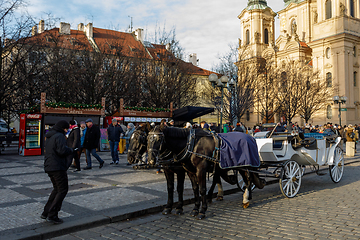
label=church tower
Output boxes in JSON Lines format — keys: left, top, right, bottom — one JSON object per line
{"left": 238, "top": 0, "right": 276, "bottom": 58}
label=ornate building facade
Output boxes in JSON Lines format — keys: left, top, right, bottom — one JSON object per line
{"left": 238, "top": 0, "right": 360, "bottom": 126}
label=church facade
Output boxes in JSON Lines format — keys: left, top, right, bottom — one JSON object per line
{"left": 238, "top": 0, "right": 360, "bottom": 126}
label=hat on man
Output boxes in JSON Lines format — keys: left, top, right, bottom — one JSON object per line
{"left": 169, "top": 119, "right": 174, "bottom": 123}
{"left": 69, "top": 120, "right": 77, "bottom": 126}
{"left": 55, "top": 120, "right": 70, "bottom": 130}
{"left": 112, "top": 118, "right": 117, "bottom": 123}
{"left": 85, "top": 118, "right": 93, "bottom": 123}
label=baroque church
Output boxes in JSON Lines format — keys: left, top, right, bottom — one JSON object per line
{"left": 238, "top": 0, "right": 360, "bottom": 126}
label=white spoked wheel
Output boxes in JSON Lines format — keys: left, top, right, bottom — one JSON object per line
{"left": 279, "top": 160, "right": 302, "bottom": 198}
{"left": 237, "top": 177, "right": 256, "bottom": 192}
{"left": 329, "top": 146, "right": 344, "bottom": 183}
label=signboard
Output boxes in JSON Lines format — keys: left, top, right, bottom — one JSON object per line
{"left": 100, "top": 128, "right": 110, "bottom": 151}
{"left": 340, "top": 108, "right": 347, "bottom": 111}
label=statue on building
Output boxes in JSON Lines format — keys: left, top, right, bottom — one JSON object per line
{"left": 313, "top": 11, "right": 318, "bottom": 23}
{"left": 238, "top": 38, "right": 242, "bottom": 48}
{"left": 254, "top": 31, "right": 260, "bottom": 43}
{"left": 340, "top": 3, "right": 346, "bottom": 17}
{"left": 291, "top": 21, "right": 297, "bottom": 35}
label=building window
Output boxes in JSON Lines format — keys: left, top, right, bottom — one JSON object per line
{"left": 327, "top": 105, "right": 332, "bottom": 119}
{"left": 325, "top": 0, "right": 332, "bottom": 19}
{"left": 246, "top": 110, "right": 250, "bottom": 121}
{"left": 350, "top": 0, "right": 355, "bottom": 17}
{"left": 353, "top": 46, "right": 356, "bottom": 57}
{"left": 326, "top": 47, "right": 331, "bottom": 59}
{"left": 291, "top": 19, "right": 297, "bottom": 35}
{"left": 354, "top": 72, "right": 357, "bottom": 87}
{"left": 246, "top": 30, "right": 250, "bottom": 45}
{"left": 264, "top": 29, "right": 269, "bottom": 44}
{"left": 326, "top": 72, "right": 332, "bottom": 87}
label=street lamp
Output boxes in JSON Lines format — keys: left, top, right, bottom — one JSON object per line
{"left": 209, "top": 73, "right": 235, "bottom": 133}
{"left": 333, "top": 96, "right": 347, "bottom": 126}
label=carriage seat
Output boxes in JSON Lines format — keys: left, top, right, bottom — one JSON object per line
{"left": 300, "top": 137, "right": 317, "bottom": 150}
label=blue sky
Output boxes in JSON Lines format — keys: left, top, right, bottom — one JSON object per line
{"left": 24, "top": 0, "right": 285, "bottom": 70}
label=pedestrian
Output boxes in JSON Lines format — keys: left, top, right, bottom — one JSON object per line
{"left": 41, "top": 120, "right": 74, "bottom": 224}
{"left": 234, "top": 123, "right": 244, "bottom": 132}
{"left": 108, "top": 118, "right": 124, "bottom": 164}
{"left": 124, "top": 123, "right": 135, "bottom": 154}
{"left": 78, "top": 121, "right": 88, "bottom": 164}
{"left": 83, "top": 119, "right": 104, "bottom": 170}
{"left": 67, "top": 120, "right": 81, "bottom": 172}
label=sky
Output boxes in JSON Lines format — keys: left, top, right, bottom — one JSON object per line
{"left": 24, "top": 0, "right": 285, "bottom": 70}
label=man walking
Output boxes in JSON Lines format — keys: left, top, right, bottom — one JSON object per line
{"left": 42, "top": 120, "right": 74, "bottom": 224}
{"left": 83, "top": 119, "right": 104, "bottom": 170}
{"left": 108, "top": 119, "right": 124, "bottom": 164}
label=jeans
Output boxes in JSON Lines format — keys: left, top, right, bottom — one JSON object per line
{"left": 42, "top": 171, "right": 68, "bottom": 218}
{"left": 86, "top": 148, "right": 104, "bottom": 167}
{"left": 109, "top": 141, "right": 119, "bottom": 162}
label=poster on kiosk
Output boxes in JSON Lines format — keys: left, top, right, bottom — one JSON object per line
{"left": 19, "top": 113, "right": 43, "bottom": 156}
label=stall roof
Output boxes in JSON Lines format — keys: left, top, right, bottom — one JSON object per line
{"left": 172, "top": 106, "right": 214, "bottom": 122}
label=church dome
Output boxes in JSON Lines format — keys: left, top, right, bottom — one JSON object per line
{"left": 247, "top": 0, "right": 268, "bottom": 10}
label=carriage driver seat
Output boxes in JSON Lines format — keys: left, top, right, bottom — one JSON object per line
{"left": 300, "top": 137, "right": 317, "bottom": 150}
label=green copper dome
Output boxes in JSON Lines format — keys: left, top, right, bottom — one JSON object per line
{"left": 284, "top": 0, "right": 305, "bottom": 6}
{"left": 247, "top": 0, "right": 268, "bottom": 10}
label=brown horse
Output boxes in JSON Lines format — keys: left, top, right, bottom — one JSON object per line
{"left": 128, "top": 123, "right": 216, "bottom": 215}
{"left": 147, "top": 125, "right": 265, "bottom": 219}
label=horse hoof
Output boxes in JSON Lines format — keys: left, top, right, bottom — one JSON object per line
{"left": 242, "top": 202, "right": 250, "bottom": 209}
{"left": 196, "top": 213, "right": 206, "bottom": 220}
{"left": 207, "top": 198, "right": 213, "bottom": 204}
{"left": 190, "top": 210, "right": 199, "bottom": 217}
{"left": 175, "top": 209, "right": 183, "bottom": 215}
{"left": 216, "top": 196, "right": 223, "bottom": 201}
{"left": 162, "top": 208, "right": 172, "bottom": 215}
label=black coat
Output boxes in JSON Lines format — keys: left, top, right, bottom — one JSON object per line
{"left": 67, "top": 127, "right": 81, "bottom": 149}
{"left": 83, "top": 125, "right": 101, "bottom": 150}
{"left": 107, "top": 124, "right": 124, "bottom": 142}
{"left": 44, "top": 126, "right": 73, "bottom": 172}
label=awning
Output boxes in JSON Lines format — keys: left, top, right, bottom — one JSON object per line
{"left": 172, "top": 106, "right": 214, "bottom": 122}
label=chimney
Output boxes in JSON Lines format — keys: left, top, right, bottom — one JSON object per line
{"left": 59, "top": 22, "right": 71, "bottom": 35}
{"left": 84, "top": 23, "right": 93, "bottom": 38}
{"left": 78, "top": 23, "right": 84, "bottom": 31}
{"left": 38, "top": 20, "right": 45, "bottom": 34}
{"left": 189, "top": 53, "right": 198, "bottom": 66}
{"left": 134, "top": 28, "right": 144, "bottom": 42}
{"left": 31, "top": 25, "right": 37, "bottom": 36}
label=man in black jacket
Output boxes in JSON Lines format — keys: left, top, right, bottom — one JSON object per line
{"left": 108, "top": 118, "right": 124, "bottom": 164}
{"left": 42, "top": 120, "right": 74, "bottom": 224}
{"left": 83, "top": 118, "right": 104, "bottom": 170}
{"left": 67, "top": 120, "right": 81, "bottom": 172}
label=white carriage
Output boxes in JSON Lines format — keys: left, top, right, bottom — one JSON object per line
{"left": 254, "top": 123, "right": 344, "bottom": 198}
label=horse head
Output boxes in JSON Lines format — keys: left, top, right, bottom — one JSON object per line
{"left": 127, "top": 123, "right": 150, "bottom": 164}
{"left": 147, "top": 124, "right": 166, "bottom": 165}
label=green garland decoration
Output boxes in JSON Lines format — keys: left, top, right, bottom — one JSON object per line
{"left": 45, "top": 102, "right": 103, "bottom": 110}
{"left": 124, "top": 106, "right": 170, "bottom": 112}
{"left": 20, "top": 105, "right": 40, "bottom": 114}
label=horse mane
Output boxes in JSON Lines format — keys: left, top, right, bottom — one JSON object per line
{"left": 163, "top": 126, "right": 190, "bottom": 138}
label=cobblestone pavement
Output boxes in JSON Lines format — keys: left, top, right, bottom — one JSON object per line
{"left": 0, "top": 150, "right": 236, "bottom": 240}
{"left": 52, "top": 161, "right": 360, "bottom": 240}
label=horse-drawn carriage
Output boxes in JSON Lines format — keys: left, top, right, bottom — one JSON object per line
{"left": 127, "top": 122, "right": 344, "bottom": 219}
{"left": 253, "top": 123, "right": 344, "bottom": 198}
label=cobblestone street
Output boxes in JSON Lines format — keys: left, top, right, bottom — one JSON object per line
{"left": 53, "top": 161, "right": 360, "bottom": 240}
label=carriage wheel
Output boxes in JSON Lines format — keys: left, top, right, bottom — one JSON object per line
{"left": 234, "top": 170, "right": 256, "bottom": 192}
{"left": 279, "top": 160, "right": 302, "bottom": 198}
{"left": 329, "top": 146, "right": 344, "bottom": 183}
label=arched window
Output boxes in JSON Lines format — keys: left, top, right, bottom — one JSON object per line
{"left": 353, "top": 46, "right": 356, "bottom": 57}
{"left": 350, "top": 0, "right": 355, "bottom": 17}
{"left": 325, "top": 0, "right": 332, "bottom": 19}
{"left": 246, "top": 111, "right": 250, "bottom": 121}
{"left": 264, "top": 29, "right": 269, "bottom": 44}
{"left": 326, "top": 47, "right": 331, "bottom": 59}
{"left": 246, "top": 30, "right": 250, "bottom": 45}
{"left": 326, "top": 72, "right": 332, "bottom": 87}
{"left": 327, "top": 105, "right": 332, "bottom": 119}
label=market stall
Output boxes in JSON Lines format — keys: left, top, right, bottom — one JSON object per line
{"left": 19, "top": 92, "right": 105, "bottom": 156}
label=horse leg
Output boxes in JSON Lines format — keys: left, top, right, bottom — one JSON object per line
{"left": 162, "top": 169, "right": 174, "bottom": 215}
{"left": 188, "top": 173, "right": 200, "bottom": 217}
{"left": 239, "top": 170, "right": 251, "bottom": 209}
{"left": 216, "top": 182, "right": 224, "bottom": 201}
{"left": 175, "top": 169, "right": 185, "bottom": 215}
{"left": 196, "top": 167, "right": 208, "bottom": 220}
{"left": 207, "top": 177, "right": 216, "bottom": 204}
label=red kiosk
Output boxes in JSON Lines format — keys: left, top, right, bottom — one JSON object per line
{"left": 19, "top": 93, "right": 105, "bottom": 156}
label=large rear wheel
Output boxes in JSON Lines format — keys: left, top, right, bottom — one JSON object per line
{"left": 234, "top": 170, "right": 256, "bottom": 192}
{"left": 329, "top": 146, "right": 344, "bottom": 183}
{"left": 279, "top": 160, "right": 302, "bottom": 198}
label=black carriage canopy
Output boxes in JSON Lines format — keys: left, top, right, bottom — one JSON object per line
{"left": 172, "top": 106, "right": 214, "bottom": 122}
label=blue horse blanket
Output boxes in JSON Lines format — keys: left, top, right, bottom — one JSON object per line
{"left": 218, "top": 132, "right": 260, "bottom": 169}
